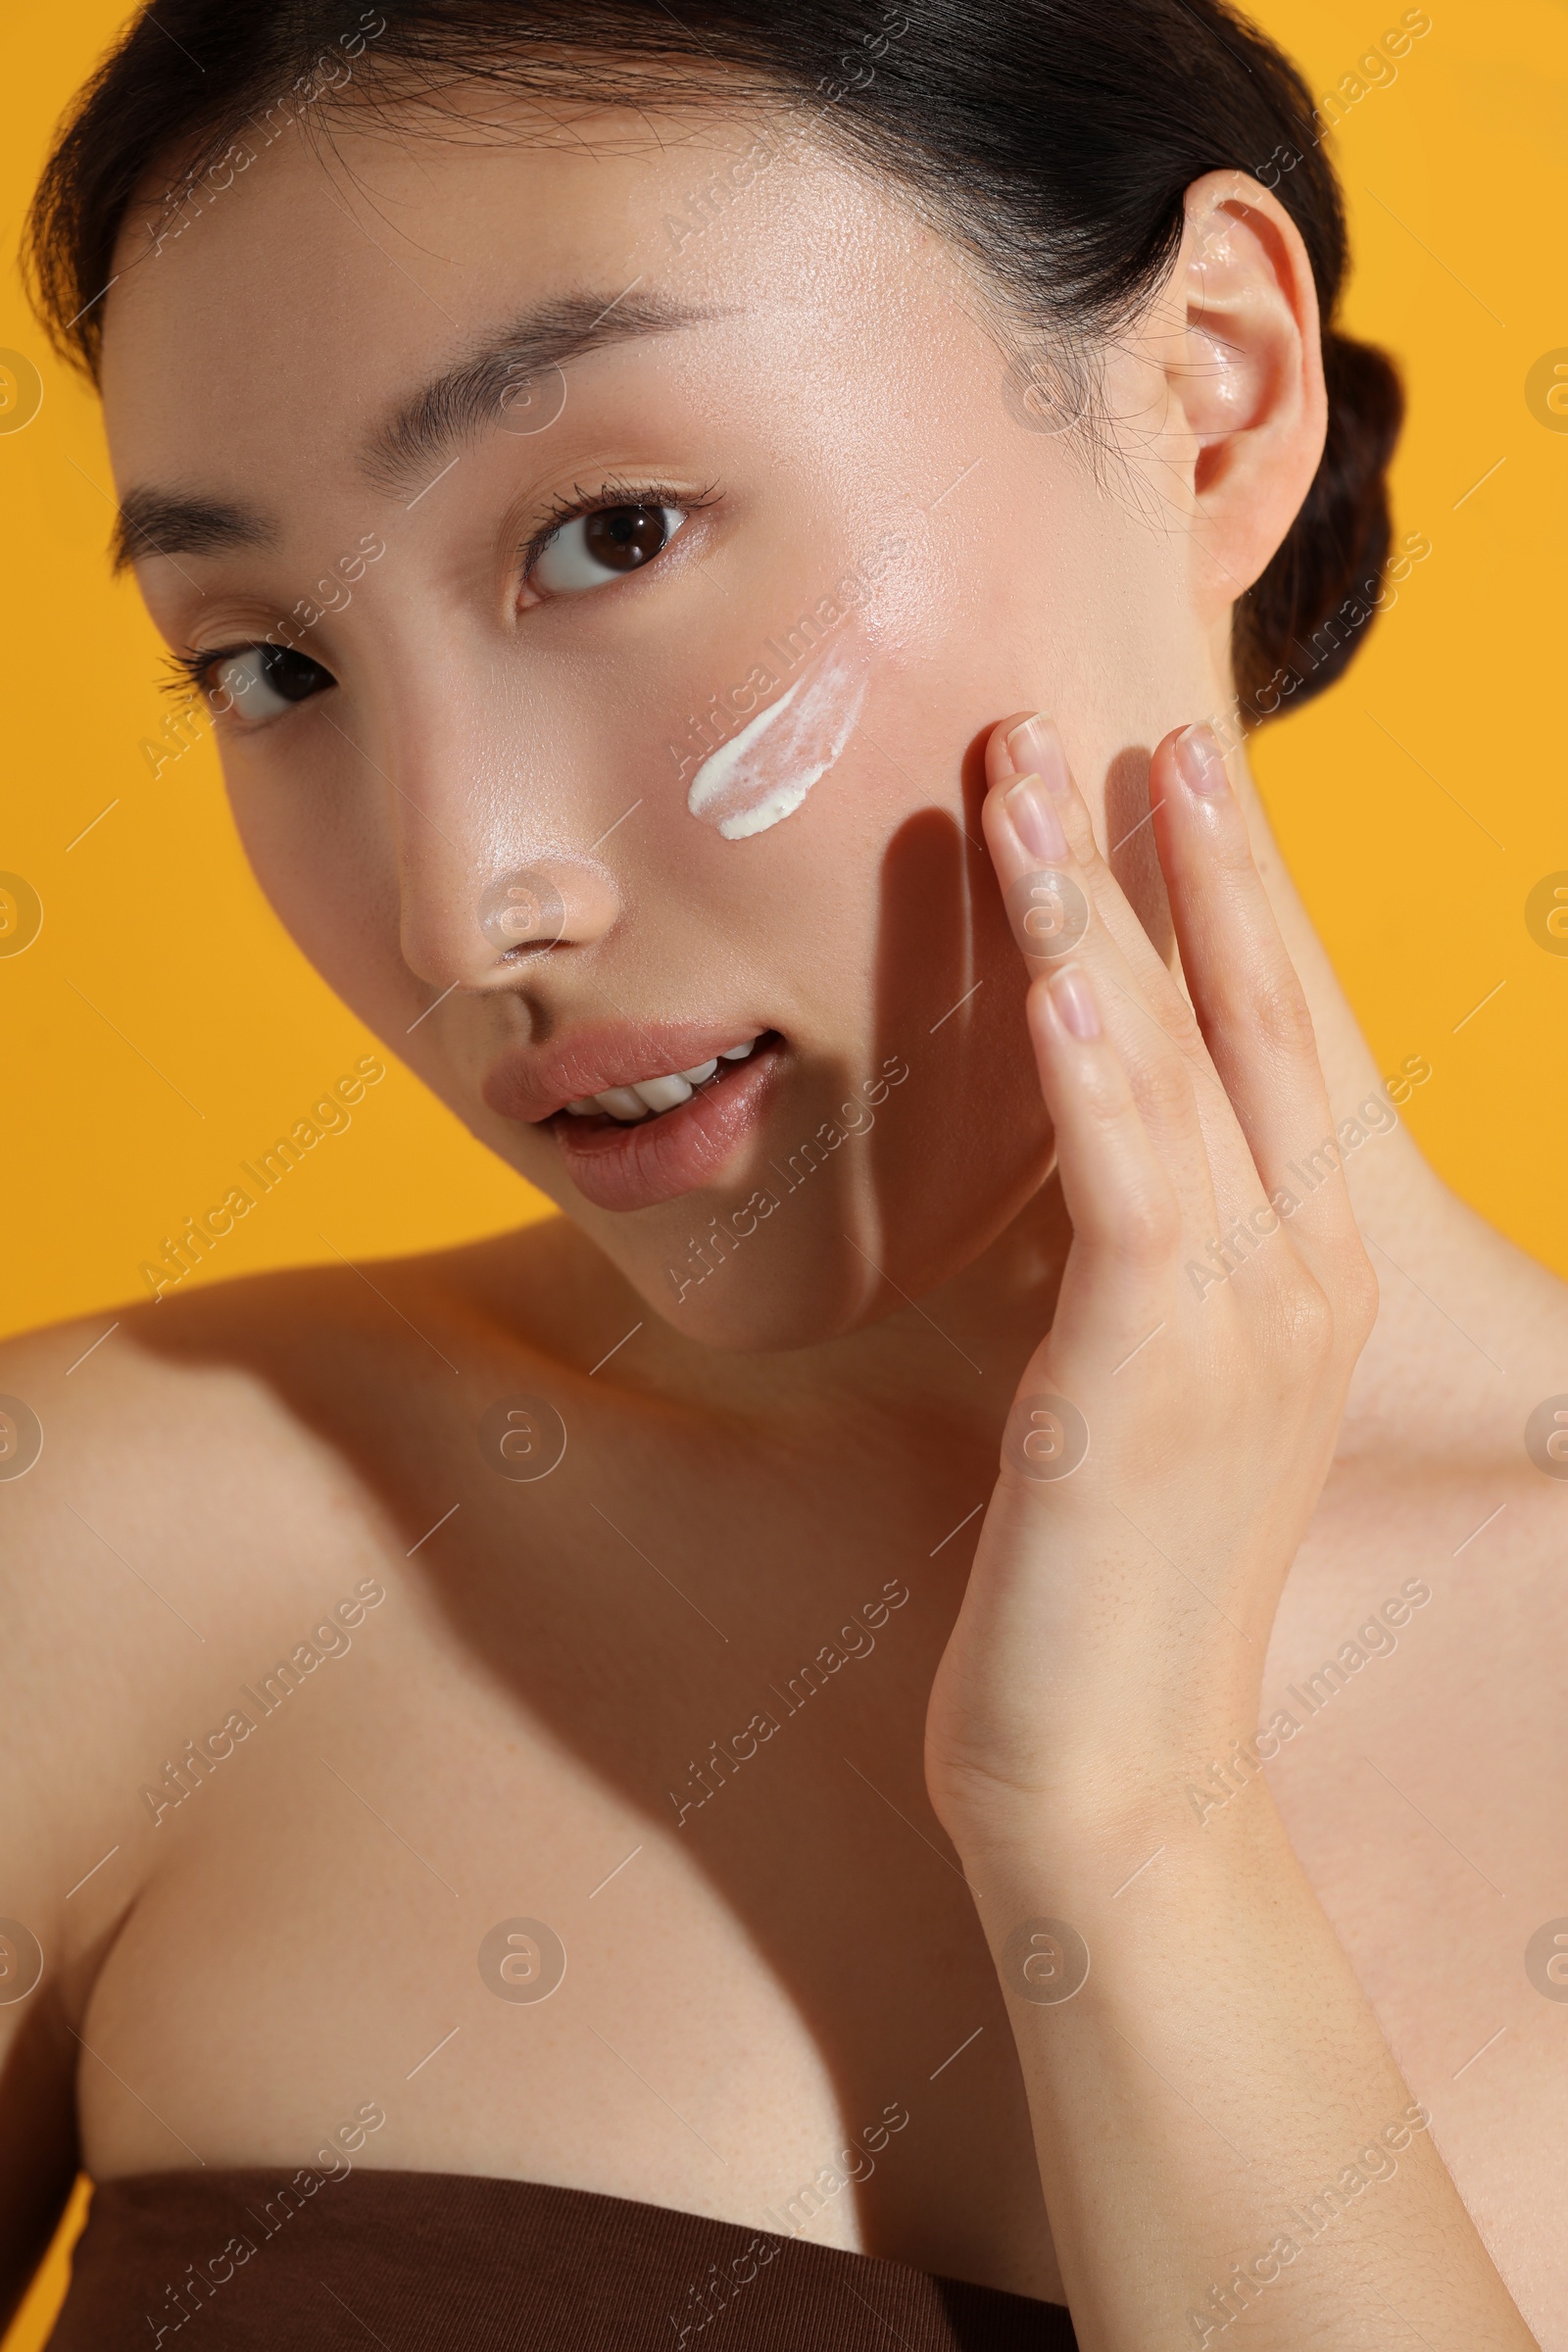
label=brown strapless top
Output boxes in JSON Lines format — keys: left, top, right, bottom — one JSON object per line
{"left": 44, "top": 2167, "right": 1077, "bottom": 2349}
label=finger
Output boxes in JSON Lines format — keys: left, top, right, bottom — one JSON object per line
{"left": 981, "top": 755, "right": 1222, "bottom": 1244}
{"left": 1022, "top": 960, "right": 1184, "bottom": 1364}
{"left": 1151, "top": 723, "right": 1357, "bottom": 1258}
{"left": 990, "top": 716, "right": 1249, "bottom": 1129}
{"left": 987, "top": 712, "right": 1282, "bottom": 1225}
{"left": 984, "top": 714, "right": 1280, "bottom": 1224}
{"left": 989, "top": 712, "right": 1184, "bottom": 1020}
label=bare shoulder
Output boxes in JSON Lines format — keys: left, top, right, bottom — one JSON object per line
{"left": 0, "top": 1216, "right": 592, "bottom": 1940}
{"left": 0, "top": 1218, "right": 592, "bottom": 2306}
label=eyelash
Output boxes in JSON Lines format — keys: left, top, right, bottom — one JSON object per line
{"left": 161, "top": 648, "right": 234, "bottom": 701}
{"left": 160, "top": 476, "right": 720, "bottom": 707}
{"left": 161, "top": 638, "right": 323, "bottom": 703}
{"left": 518, "top": 474, "right": 720, "bottom": 582}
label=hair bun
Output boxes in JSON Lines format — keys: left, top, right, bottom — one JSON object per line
{"left": 1234, "top": 329, "right": 1406, "bottom": 718}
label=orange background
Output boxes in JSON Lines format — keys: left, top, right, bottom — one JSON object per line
{"left": 3, "top": 0, "right": 1566, "bottom": 2335}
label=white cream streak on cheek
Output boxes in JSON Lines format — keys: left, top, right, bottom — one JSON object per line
{"left": 686, "top": 635, "right": 869, "bottom": 841}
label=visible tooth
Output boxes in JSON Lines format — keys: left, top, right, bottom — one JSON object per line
{"left": 719, "top": 1038, "right": 758, "bottom": 1060}
{"left": 594, "top": 1086, "right": 650, "bottom": 1121}
{"left": 564, "top": 1099, "right": 599, "bottom": 1116}
{"left": 677, "top": 1059, "right": 718, "bottom": 1085}
{"left": 632, "top": 1073, "right": 693, "bottom": 1113}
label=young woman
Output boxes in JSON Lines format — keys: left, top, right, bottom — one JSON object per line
{"left": 3, "top": 3, "right": 1559, "bottom": 2345}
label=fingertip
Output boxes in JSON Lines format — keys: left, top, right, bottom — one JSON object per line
{"left": 987, "top": 714, "right": 1105, "bottom": 884}
{"left": 1004, "top": 713, "right": 1071, "bottom": 796}
{"left": 986, "top": 709, "right": 1048, "bottom": 792}
{"left": 1049, "top": 963, "right": 1102, "bottom": 1042}
{"left": 1024, "top": 960, "right": 1101, "bottom": 1055}
{"left": 1152, "top": 721, "right": 1230, "bottom": 811}
{"left": 1173, "top": 723, "right": 1230, "bottom": 798}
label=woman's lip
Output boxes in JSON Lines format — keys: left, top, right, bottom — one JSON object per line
{"left": 547, "top": 1042, "right": 783, "bottom": 1212}
{"left": 480, "top": 1023, "right": 767, "bottom": 1126}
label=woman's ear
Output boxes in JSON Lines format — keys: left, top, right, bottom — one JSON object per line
{"left": 1153, "top": 169, "right": 1328, "bottom": 624}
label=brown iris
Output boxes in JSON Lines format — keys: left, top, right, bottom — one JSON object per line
{"left": 581, "top": 505, "right": 670, "bottom": 572}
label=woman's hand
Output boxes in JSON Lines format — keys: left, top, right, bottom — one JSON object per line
{"left": 925, "top": 711, "right": 1378, "bottom": 1849}
{"left": 921, "top": 715, "right": 1537, "bottom": 2351}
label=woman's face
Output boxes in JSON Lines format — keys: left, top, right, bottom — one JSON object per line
{"left": 101, "top": 95, "right": 1219, "bottom": 1348}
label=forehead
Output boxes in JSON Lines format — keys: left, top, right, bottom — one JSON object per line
{"left": 98, "top": 98, "right": 955, "bottom": 490}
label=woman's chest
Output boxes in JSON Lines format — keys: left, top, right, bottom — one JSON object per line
{"left": 82, "top": 1550, "right": 1064, "bottom": 2301}
{"left": 78, "top": 1450, "right": 1566, "bottom": 2315}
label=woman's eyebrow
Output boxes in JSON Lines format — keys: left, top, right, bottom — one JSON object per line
{"left": 358, "top": 287, "right": 729, "bottom": 498}
{"left": 110, "top": 488, "right": 272, "bottom": 577}
{"left": 109, "top": 289, "right": 727, "bottom": 575}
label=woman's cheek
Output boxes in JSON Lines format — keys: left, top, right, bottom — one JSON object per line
{"left": 221, "top": 751, "right": 407, "bottom": 1022}
{"left": 685, "top": 628, "right": 871, "bottom": 842}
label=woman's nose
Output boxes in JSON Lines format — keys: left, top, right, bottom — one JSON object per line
{"left": 399, "top": 851, "right": 624, "bottom": 992}
{"left": 372, "top": 665, "right": 628, "bottom": 988}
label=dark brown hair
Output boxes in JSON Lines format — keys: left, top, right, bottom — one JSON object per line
{"left": 24, "top": 0, "right": 1404, "bottom": 718}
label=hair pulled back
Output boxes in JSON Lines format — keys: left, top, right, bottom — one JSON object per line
{"left": 24, "top": 0, "right": 1405, "bottom": 718}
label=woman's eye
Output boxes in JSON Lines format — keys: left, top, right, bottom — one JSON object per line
{"left": 208, "top": 643, "right": 335, "bottom": 720}
{"left": 530, "top": 503, "right": 687, "bottom": 597}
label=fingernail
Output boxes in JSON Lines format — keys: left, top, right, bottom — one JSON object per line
{"left": 1005, "top": 713, "right": 1070, "bottom": 790}
{"left": 1050, "top": 965, "right": 1101, "bottom": 1041}
{"left": 1174, "top": 724, "right": 1228, "bottom": 796}
{"left": 1004, "top": 774, "right": 1069, "bottom": 863}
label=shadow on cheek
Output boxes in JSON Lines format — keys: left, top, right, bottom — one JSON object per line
{"left": 851, "top": 813, "right": 973, "bottom": 1289}
{"left": 874, "top": 805, "right": 970, "bottom": 1036}
{"left": 1104, "top": 744, "right": 1174, "bottom": 965}
{"left": 855, "top": 716, "right": 1104, "bottom": 1300}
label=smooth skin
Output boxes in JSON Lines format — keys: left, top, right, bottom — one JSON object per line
{"left": 2, "top": 92, "right": 1565, "bottom": 2349}
{"left": 927, "top": 715, "right": 1535, "bottom": 2344}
